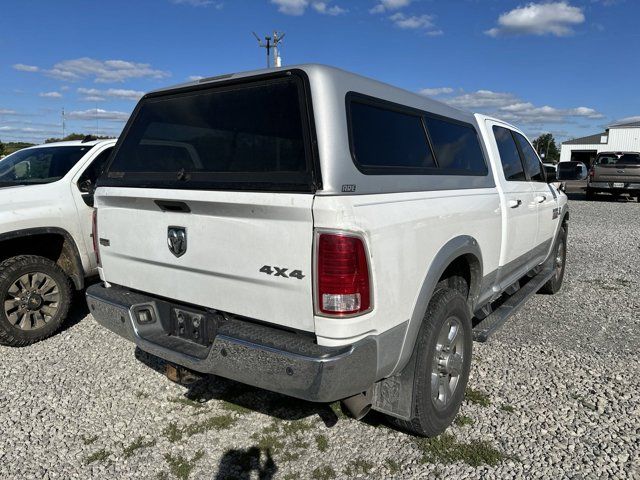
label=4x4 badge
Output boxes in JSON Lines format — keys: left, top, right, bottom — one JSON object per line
{"left": 167, "top": 226, "right": 187, "bottom": 257}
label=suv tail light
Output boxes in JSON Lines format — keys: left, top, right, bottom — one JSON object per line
{"left": 316, "top": 232, "right": 371, "bottom": 316}
{"left": 92, "top": 209, "right": 100, "bottom": 267}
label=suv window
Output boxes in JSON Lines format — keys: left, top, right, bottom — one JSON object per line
{"left": 424, "top": 116, "right": 488, "bottom": 175}
{"left": 104, "top": 76, "right": 314, "bottom": 191}
{"left": 493, "top": 126, "right": 526, "bottom": 181}
{"left": 80, "top": 147, "right": 113, "bottom": 185}
{"left": 0, "top": 146, "right": 91, "bottom": 185}
{"left": 514, "top": 133, "right": 545, "bottom": 182}
{"left": 349, "top": 100, "right": 435, "bottom": 173}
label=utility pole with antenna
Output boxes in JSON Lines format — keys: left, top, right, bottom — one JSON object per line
{"left": 252, "top": 31, "right": 285, "bottom": 68}
{"left": 61, "top": 107, "right": 66, "bottom": 139}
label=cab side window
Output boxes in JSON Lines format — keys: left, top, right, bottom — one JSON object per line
{"left": 493, "top": 126, "right": 526, "bottom": 181}
{"left": 514, "top": 133, "right": 545, "bottom": 182}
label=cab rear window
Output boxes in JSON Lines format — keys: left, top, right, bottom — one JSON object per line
{"left": 102, "top": 75, "right": 316, "bottom": 191}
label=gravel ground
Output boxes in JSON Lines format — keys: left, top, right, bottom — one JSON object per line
{"left": 1, "top": 195, "right": 639, "bottom": 480}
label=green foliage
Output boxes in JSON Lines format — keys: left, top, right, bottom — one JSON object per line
{"left": 2, "top": 142, "right": 35, "bottom": 156}
{"left": 164, "top": 450, "right": 204, "bottom": 480}
{"left": 315, "top": 433, "right": 329, "bottom": 452}
{"left": 84, "top": 448, "right": 111, "bottom": 464}
{"left": 385, "top": 458, "right": 401, "bottom": 474}
{"left": 311, "top": 465, "right": 336, "bottom": 480}
{"left": 344, "top": 458, "right": 374, "bottom": 476}
{"left": 454, "top": 415, "right": 474, "bottom": 427}
{"left": 465, "top": 388, "right": 491, "bottom": 407}
{"left": 415, "top": 433, "right": 504, "bottom": 466}
{"left": 0, "top": 140, "right": 5, "bottom": 156}
{"left": 44, "top": 133, "right": 112, "bottom": 144}
{"left": 500, "top": 404, "right": 515, "bottom": 413}
{"left": 123, "top": 436, "right": 157, "bottom": 459}
{"left": 532, "top": 133, "right": 560, "bottom": 162}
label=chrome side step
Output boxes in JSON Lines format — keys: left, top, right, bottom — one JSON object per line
{"left": 472, "top": 267, "right": 555, "bottom": 342}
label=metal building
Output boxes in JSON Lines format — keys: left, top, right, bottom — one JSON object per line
{"left": 560, "top": 119, "right": 640, "bottom": 168}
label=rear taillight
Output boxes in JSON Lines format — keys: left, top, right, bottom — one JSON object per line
{"left": 92, "top": 209, "right": 100, "bottom": 267}
{"left": 588, "top": 168, "right": 595, "bottom": 179}
{"left": 316, "top": 232, "right": 371, "bottom": 316}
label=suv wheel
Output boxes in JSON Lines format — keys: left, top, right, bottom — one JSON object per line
{"left": 392, "top": 285, "right": 472, "bottom": 437}
{"left": 0, "top": 255, "right": 72, "bottom": 347}
{"left": 539, "top": 227, "right": 567, "bottom": 295}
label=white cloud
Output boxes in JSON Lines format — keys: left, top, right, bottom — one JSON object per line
{"left": 312, "top": 1, "right": 347, "bottom": 15}
{"left": 66, "top": 108, "right": 130, "bottom": 122}
{"left": 370, "top": 0, "right": 411, "bottom": 14}
{"left": 390, "top": 12, "right": 434, "bottom": 29}
{"left": 610, "top": 115, "right": 640, "bottom": 126}
{"left": 0, "top": 109, "right": 18, "bottom": 115}
{"left": 446, "top": 90, "right": 519, "bottom": 109}
{"left": 419, "top": 87, "right": 454, "bottom": 96}
{"left": 271, "top": 0, "right": 308, "bottom": 15}
{"left": 78, "top": 87, "right": 145, "bottom": 101}
{"left": 188, "top": 75, "right": 205, "bottom": 81}
{"left": 39, "top": 91, "right": 63, "bottom": 99}
{"left": 485, "top": 2, "right": 585, "bottom": 37}
{"left": 45, "top": 58, "right": 170, "bottom": 83}
{"left": 13, "top": 64, "right": 39, "bottom": 72}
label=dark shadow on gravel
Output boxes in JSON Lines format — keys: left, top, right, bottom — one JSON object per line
{"left": 134, "top": 348, "right": 342, "bottom": 428}
{"left": 213, "top": 447, "right": 277, "bottom": 480}
{"left": 567, "top": 191, "right": 637, "bottom": 203}
{"left": 57, "top": 287, "right": 92, "bottom": 334}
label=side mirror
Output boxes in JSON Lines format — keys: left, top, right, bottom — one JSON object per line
{"left": 543, "top": 165, "right": 557, "bottom": 182}
{"left": 557, "top": 161, "right": 587, "bottom": 181}
{"left": 78, "top": 179, "right": 94, "bottom": 194}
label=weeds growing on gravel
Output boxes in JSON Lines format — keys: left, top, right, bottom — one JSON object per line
{"left": 134, "top": 390, "right": 150, "bottom": 399}
{"left": 344, "top": 458, "right": 374, "bottom": 476}
{"left": 81, "top": 434, "right": 98, "bottom": 445}
{"left": 500, "top": 404, "right": 515, "bottom": 413}
{"left": 221, "top": 400, "right": 251, "bottom": 414}
{"left": 329, "top": 402, "right": 348, "bottom": 419}
{"left": 168, "top": 396, "right": 206, "bottom": 409}
{"left": 163, "top": 422, "right": 183, "bottom": 443}
{"left": 454, "top": 415, "right": 474, "bottom": 426}
{"left": 183, "top": 414, "right": 236, "bottom": 437}
{"left": 415, "top": 433, "right": 504, "bottom": 466}
{"left": 312, "top": 465, "right": 337, "bottom": 479}
{"left": 164, "top": 450, "right": 204, "bottom": 480}
{"left": 315, "top": 433, "right": 329, "bottom": 452}
{"left": 84, "top": 448, "right": 111, "bottom": 465}
{"left": 385, "top": 458, "right": 401, "bottom": 474}
{"left": 465, "top": 388, "right": 491, "bottom": 407}
{"left": 123, "top": 435, "right": 157, "bottom": 459}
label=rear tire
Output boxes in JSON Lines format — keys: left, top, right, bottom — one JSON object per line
{"left": 391, "top": 285, "right": 472, "bottom": 437}
{"left": 0, "top": 255, "right": 72, "bottom": 347}
{"left": 585, "top": 188, "right": 595, "bottom": 200}
{"left": 539, "top": 227, "right": 567, "bottom": 295}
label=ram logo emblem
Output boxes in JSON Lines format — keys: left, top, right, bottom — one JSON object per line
{"left": 167, "top": 226, "right": 187, "bottom": 257}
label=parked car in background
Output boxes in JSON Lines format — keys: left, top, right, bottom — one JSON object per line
{"left": 586, "top": 152, "right": 640, "bottom": 201}
{"left": 86, "top": 64, "right": 586, "bottom": 437}
{"left": 0, "top": 138, "right": 116, "bottom": 346}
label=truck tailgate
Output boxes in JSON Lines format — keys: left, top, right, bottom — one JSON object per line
{"left": 593, "top": 164, "right": 640, "bottom": 183}
{"left": 96, "top": 187, "right": 315, "bottom": 332}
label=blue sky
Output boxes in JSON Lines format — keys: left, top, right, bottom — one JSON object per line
{"left": 1, "top": 0, "right": 638, "bottom": 144}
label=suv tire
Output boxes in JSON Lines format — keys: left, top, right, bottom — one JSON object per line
{"left": 392, "top": 285, "right": 472, "bottom": 437}
{"left": 0, "top": 255, "right": 72, "bottom": 347}
{"left": 539, "top": 227, "right": 567, "bottom": 295}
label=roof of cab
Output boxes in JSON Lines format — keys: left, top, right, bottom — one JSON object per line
{"left": 20, "top": 138, "right": 117, "bottom": 150}
{"left": 146, "top": 63, "right": 475, "bottom": 124}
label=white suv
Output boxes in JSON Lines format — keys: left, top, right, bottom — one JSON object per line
{"left": 86, "top": 65, "right": 585, "bottom": 436}
{"left": 0, "top": 138, "right": 116, "bottom": 346}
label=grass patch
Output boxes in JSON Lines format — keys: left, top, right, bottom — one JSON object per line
{"left": 183, "top": 414, "right": 236, "bottom": 437}
{"left": 344, "top": 458, "right": 374, "bottom": 476}
{"left": 311, "top": 465, "right": 336, "bottom": 480}
{"left": 168, "top": 396, "right": 206, "bottom": 409}
{"left": 465, "top": 388, "right": 491, "bottom": 407}
{"left": 163, "top": 422, "right": 183, "bottom": 443}
{"left": 454, "top": 415, "right": 474, "bottom": 427}
{"left": 84, "top": 448, "right": 111, "bottom": 465}
{"left": 251, "top": 423, "right": 285, "bottom": 454}
{"left": 315, "top": 434, "right": 329, "bottom": 452}
{"left": 500, "top": 404, "right": 515, "bottom": 413}
{"left": 123, "top": 436, "right": 157, "bottom": 459}
{"left": 135, "top": 390, "right": 150, "bottom": 399}
{"left": 164, "top": 450, "right": 204, "bottom": 480}
{"left": 329, "top": 402, "right": 348, "bottom": 419}
{"left": 82, "top": 434, "right": 98, "bottom": 445}
{"left": 416, "top": 433, "right": 504, "bottom": 466}
{"left": 385, "top": 458, "right": 400, "bottom": 474}
{"left": 282, "top": 420, "right": 314, "bottom": 436}
{"left": 221, "top": 401, "right": 251, "bottom": 415}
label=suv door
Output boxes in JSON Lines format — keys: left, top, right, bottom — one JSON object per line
{"left": 487, "top": 122, "right": 538, "bottom": 282}
{"left": 513, "top": 132, "right": 557, "bottom": 258}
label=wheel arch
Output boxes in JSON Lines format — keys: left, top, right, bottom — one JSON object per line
{"left": 0, "top": 227, "right": 85, "bottom": 290}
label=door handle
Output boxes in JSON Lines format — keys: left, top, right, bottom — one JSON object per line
{"left": 535, "top": 195, "right": 547, "bottom": 203}
{"left": 508, "top": 199, "right": 522, "bottom": 208}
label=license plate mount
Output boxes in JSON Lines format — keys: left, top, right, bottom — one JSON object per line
{"left": 612, "top": 182, "right": 625, "bottom": 188}
{"left": 169, "top": 307, "right": 216, "bottom": 346}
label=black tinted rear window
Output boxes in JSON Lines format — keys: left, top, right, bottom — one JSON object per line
{"left": 424, "top": 117, "right": 488, "bottom": 175}
{"left": 597, "top": 153, "right": 640, "bottom": 165}
{"left": 104, "top": 76, "right": 314, "bottom": 191}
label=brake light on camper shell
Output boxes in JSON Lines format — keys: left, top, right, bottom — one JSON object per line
{"left": 316, "top": 232, "right": 371, "bottom": 316}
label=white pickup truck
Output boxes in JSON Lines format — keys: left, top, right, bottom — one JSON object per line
{"left": 0, "top": 139, "right": 116, "bottom": 346}
{"left": 86, "top": 65, "right": 586, "bottom": 436}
